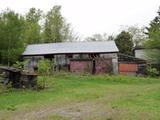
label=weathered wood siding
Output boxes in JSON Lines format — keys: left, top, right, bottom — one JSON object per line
{"left": 70, "top": 59, "right": 92, "bottom": 73}
{"left": 70, "top": 58, "right": 112, "bottom": 74}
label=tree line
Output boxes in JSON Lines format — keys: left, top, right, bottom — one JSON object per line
{"left": 86, "top": 7, "right": 160, "bottom": 62}
{"left": 0, "top": 6, "right": 78, "bottom": 65}
{"left": 0, "top": 5, "right": 159, "bottom": 65}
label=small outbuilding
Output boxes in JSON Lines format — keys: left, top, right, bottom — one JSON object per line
{"left": 118, "top": 53, "right": 147, "bottom": 75}
{"left": 134, "top": 47, "right": 160, "bottom": 74}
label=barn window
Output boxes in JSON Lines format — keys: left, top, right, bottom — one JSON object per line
{"left": 89, "top": 53, "right": 100, "bottom": 58}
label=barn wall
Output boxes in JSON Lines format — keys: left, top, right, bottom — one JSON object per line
{"left": 135, "top": 49, "right": 148, "bottom": 60}
{"left": 70, "top": 58, "right": 113, "bottom": 74}
{"left": 70, "top": 60, "right": 92, "bottom": 73}
{"left": 55, "top": 55, "right": 68, "bottom": 65}
{"left": 100, "top": 53, "right": 118, "bottom": 74}
{"left": 23, "top": 52, "right": 119, "bottom": 74}
{"left": 94, "top": 58, "right": 112, "bottom": 74}
{"left": 23, "top": 56, "right": 44, "bottom": 72}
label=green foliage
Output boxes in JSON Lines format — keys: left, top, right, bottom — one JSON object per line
{"left": 24, "top": 8, "right": 42, "bottom": 44}
{"left": 0, "top": 74, "right": 160, "bottom": 119}
{"left": 26, "top": 8, "right": 42, "bottom": 23}
{"left": 1, "top": 48, "right": 24, "bottom": 65}
{"left": 0, "top": 6, "right": 78, "bottom": 65}
{"left": 37, "top": 59, "right": 54, "bottom": 75}
{"left": 147, "top": 66, "right": 159, "bottom": 77}
{"left": 0, "top": 84, "right": 4, "bottom": 94}
{"left": 122, "top": 25, "right": 147, "bottom": 47}
{"left": 0, "top": 81, "right": 13, "bottom": 94}
{"left": 43, "top": 5, "right": 77, "bottom": 43}
{"left": 0, "top": 9, "right": 25, "bottom": 65}
{"left": 12, "top": 61, "right": 23, "bottom": 69}
{"left": 145, "top": 8, "right": 160, "bottom": 63}
{"left": 12, "top": 60, "right": 29, "bottom": 70}
{"left": 115, "top": 31, "right": 133, "bottom": 55}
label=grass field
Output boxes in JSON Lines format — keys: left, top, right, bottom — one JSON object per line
{"left": 0, "top": 73, "right": 160, "bottom": 120}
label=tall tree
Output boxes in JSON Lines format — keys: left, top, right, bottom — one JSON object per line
{"left": 115, "top": 31, "right": 133, "bottom": 55}
{"left": 0, "top": 9, "right": 25, "bottom": 65}
{"left": 86, "top": 33, "right": 114, "bottom": 41}
{"left": 122, "top": 25, "right": 146, "bottom": 47}
{"left": 43, "top": 5, "right": 77, "bottom": 43}
{"left": 86, "top": 34, "right": 104, "bottom": 41}
{"left": 24, "top": 8, "right": 42, "bottom": 44}
{"left": 144, "top": 7, "right": 160, "bottom": 63}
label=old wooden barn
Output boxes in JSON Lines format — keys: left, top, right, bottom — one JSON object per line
{"left": 22, "top": 41, "right": 147, "bottom": 75}
{"left": 22, "top": 41, "right": 119, "bottom": 74}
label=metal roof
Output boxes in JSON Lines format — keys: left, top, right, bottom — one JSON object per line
{"left": 22, "top": 41, "right": 119, "bottom": 56}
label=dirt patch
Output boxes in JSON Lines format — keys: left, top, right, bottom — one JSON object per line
{"left": 0, "top": 86, "right": 155, "bottom": 120}
{"left": 3, "top": 97, "right": 129, "bottom": 120}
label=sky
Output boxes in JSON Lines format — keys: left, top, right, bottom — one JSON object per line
{"left": 0, "top": 0, "right": 159, "bottom": 38}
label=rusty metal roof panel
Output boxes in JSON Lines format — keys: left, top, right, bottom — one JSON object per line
{"left": 22, "top": 41, "right": 119, "bottom": 56}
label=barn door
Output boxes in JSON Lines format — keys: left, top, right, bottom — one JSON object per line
{"left": 119, "top": 63, "right": 138, "bottom": 75}
{"left": 94, "top": 58, "right": 112, "bottom": 74}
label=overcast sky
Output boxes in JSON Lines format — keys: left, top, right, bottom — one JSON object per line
{"left": 0, "top": 0, "right": 159, "bottom": 38}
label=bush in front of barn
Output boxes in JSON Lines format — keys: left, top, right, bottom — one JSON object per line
{"left": 37, "top": 59, "right": 54, "bottom": 75}
{"left": 37, "top": 59, "right": 55, "bottom": 89}
{"left": 147, "top": 66, "right": 159, "bottom": 77}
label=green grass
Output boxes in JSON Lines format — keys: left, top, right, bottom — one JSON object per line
{"left": 0, "top": 73, "right": 160, "bottom": 120}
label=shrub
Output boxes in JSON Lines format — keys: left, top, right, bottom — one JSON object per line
{"left": 37, "top": 59, "right": 54, "bottom": 89}
{"left": 12, "top": 60, "right": 29, "bottom": 70}
{"left": 147, "top": 66, "right": 159, "bottom": 77}
{"left": 0, "top": 82, "right": 12, "bottom": 94}
{"left": 37, "top": 59, "right": 54, "bottom": 75}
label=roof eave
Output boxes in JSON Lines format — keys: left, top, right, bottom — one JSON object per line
{"left": 22, "top": 51, "right": 119, "bottom": 57}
